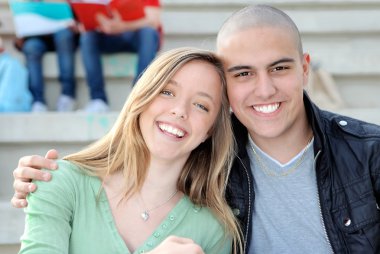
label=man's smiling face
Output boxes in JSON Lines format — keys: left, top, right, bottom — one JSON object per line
{"left": 217, "top": 26, "right": 310, "bottom": 143}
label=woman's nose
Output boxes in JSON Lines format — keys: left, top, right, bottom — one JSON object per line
{"left": 170, "top": 103, "right": 188, "bottom": 119}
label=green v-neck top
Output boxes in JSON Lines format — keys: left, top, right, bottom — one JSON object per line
{"left": 19, "top": 160, "right": 231, "bottom": 254}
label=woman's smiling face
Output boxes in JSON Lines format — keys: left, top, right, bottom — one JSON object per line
{"left": 139, "top": 60, "right": 223, "bottom": 163}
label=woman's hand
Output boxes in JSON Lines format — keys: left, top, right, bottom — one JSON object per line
{"left": 146, "top": 236, "right": 205, "bottom": 254}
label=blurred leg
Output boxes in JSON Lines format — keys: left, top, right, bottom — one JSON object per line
{"left": 80, "top": 31, "right": 107, "bottom": 103}
{"left": 53, "top": 28, "right": 76, "bottom": 98}
{"left": 101, "top": 27, "right": 159, "bottom": 84}
{"left": 22, "top": 37, "right": 48, "bottom": 103}
{"left": 132, "top": 27, "right": 159, "bottom": 83}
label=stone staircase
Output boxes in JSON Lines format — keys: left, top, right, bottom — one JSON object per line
{"left": 1, "top": 0, "right": 380, "bottom": 253}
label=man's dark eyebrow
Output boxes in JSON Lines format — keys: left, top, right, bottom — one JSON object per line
{"left": 227, "top": 65, "right": 253, "bottom": 72}
{"left": 268, "top": 58, "right": 295, "bottom": 67}
{"left": 227, "top": 58, "right": 295, "bottom": 73}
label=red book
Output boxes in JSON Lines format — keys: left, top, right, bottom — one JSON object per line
{"left": 69, "top": 0, "right": 145, "bottom": 31}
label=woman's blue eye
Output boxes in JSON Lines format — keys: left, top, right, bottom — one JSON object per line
{"left": 160, "top": 90, "right": 173, "bottom": 96}
{"left": 195, "top": 103, "right": 209, "bottom": 112}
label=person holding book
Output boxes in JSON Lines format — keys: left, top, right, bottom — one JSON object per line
{"left": 78, "top": 0, "right": 162, "bottom": 112}
{"left": 0, "top": 36, "right": 32, "bottom": 112}
{"left": 15, "top": 26, "right": 78, "bottom": 112}
{"left": 16, "top": 47, "right": 242, "bottom": 254}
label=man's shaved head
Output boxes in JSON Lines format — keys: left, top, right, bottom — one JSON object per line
{"left": 217, "top": 4, "right": 303, "bottom": 57}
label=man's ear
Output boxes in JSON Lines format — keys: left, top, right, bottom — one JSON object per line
{"left": 302, "top": 53, "right": 311, "bottom": 87}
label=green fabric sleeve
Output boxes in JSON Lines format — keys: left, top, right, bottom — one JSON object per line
{"left": 19, "top": 161, "right": 77, "bottom": 254}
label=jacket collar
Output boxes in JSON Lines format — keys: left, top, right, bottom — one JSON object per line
{"left": 303, "top": 91, "right": 326, "bottom": 154}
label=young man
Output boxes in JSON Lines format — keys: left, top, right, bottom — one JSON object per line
{"left": 11, "top": 5, "right": 380, "bottom": 253}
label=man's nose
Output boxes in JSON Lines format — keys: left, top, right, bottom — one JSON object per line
{"left": 254, "top": 73, "right": 276, "bottom": 98}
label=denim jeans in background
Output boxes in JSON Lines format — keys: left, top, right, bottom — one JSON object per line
{"left": 22, "top": 28, "right": 77, "bottom": 104}
{"left": 80, "top": 27, "right": 159, "bottom": 104}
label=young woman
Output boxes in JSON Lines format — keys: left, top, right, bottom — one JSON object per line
{"left": 18, "top": 47, "right": 242, "bottom": 254}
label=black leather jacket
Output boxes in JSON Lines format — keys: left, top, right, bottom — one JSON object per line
{"left": 226, "top": 93, "right": 380, "bottom": 253}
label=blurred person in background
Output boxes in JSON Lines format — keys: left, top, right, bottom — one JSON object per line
{"left": 0, "top": 36, "right": 32, "bottom": 112}
{"left": 15, "top": 24, "right": 78, "bottom": 112}
{"left": 79, "top": 0, "right": 162, "bottom": 113}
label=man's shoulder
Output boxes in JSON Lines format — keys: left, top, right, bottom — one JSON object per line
{"left": 319, "top": 109, "right": 380, "bottom": 138}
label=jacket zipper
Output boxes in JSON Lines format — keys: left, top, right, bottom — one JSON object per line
{"left": 315, "top": 149, "right": 334, "bottom": 254}
{"left": 237, "top": 155, "right": 252, "bottom": 254}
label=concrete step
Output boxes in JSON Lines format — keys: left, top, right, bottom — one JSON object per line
{"left": 35, "top": 69, "right": 134, "bottom": 112}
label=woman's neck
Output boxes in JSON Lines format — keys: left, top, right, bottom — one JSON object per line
{"left": 103, "top": 157, "right": 184, "bottom": 201}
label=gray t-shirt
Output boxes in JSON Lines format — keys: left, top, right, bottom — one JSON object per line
{"left": 248, "top": 137, "right": 332, "bottom": 254}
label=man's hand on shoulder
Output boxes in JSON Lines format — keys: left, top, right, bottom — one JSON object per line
{"left": 11, "top": 149, "right": 59, "bottom": 208}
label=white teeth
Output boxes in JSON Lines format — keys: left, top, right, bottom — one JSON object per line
{"left": 159, "top": 123, "right": 185, "bottom": 137}
{"left": 253, "top": 103, "right": 280, "bottom": 113}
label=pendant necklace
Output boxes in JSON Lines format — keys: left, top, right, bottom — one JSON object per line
{"left": 140, "top": 189, "right": 178, "bottom": 221}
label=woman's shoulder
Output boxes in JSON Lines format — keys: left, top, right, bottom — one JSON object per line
{"left": 34, "top": 159, "right": 93, "bottom": 191}
{"left": 180, "top": 196, "right": 226, "bottom": 232}
{"left": 176, "top": 196, "right": 231, "bottom": 253}
{"left": 49, "top": 159, "right": 84, "bottom": 179}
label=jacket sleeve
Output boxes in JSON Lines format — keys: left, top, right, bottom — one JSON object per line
{"left": 19, "top": 163, "right": 76, "bottom": 254}
{"left": 372, "top": 141, "right": 380, "bottom": 207}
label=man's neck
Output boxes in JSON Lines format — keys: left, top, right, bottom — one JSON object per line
{"left": 249, "top": 116, "right": 313, "bottom": 164}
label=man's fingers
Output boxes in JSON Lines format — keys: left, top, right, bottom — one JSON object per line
{"left": 11, "top": 190, "right": 29, "bottom": 208}
{"left": 18, "top": 155, "right": 57, "bottom": 170}
{"left": 45, "top": 149, "right": 59, "bottom": 160}
{"left": 13, "top": 191, "right": 28, "bottom": 199}
{"left": 11, "top": 151, "right": 58, "bottom": 209}
{"left": 13, "top": 179, "right": 36, "bottom": 194}
{"left": 13, "top": 166, "right": 51, "bottom": 182}
{"left": 11, "top": 196, "right": 28, "bottom": 208}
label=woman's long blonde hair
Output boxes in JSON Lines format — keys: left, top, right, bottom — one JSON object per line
{"left": 64, "top": 47, "right": 242, "bottom": 252}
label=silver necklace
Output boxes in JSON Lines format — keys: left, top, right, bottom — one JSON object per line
{"left": 250, "top": 137, "right": 313, "bottom": 177}
{"left": 140, "top": 190, "right": 178, "bottom": 221}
